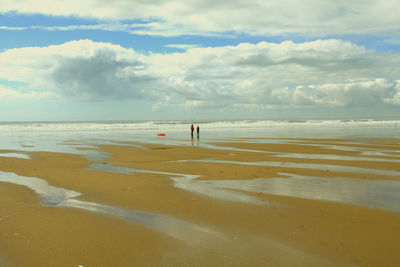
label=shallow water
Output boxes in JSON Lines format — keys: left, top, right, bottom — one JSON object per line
{"left": 275, "top": 152, "right": 400, "bottom": 162}
{"left": 5, "top": 130, "right": 396, "bottom": 211}
{"left": 0, "top": 153, "right": 31, "bottom": 160}
{"left": 171, "top": 175, "right": 266, "bottom": 205}
{"left": 0, "top": 171, "right": 220, "bottom": 243}
{"left": 169, "top": 159, "right": 400, "bottom": 212}
{"left": 187, "top": 159, "right": 400, "bottom": 177}
{"left": 1, "top": 125, "right": 400, "bottom": 216}
{"left": 299, "top": 142, "right": 400, "bottom": 157}
{"left": 184, "top": 173, "right": 400, "bottom": 213}
{"left": 89, "top": 163, "right": 268, "bottom": 205}
{"left": 88, "top": 158, "right": 400, "bottom": 212}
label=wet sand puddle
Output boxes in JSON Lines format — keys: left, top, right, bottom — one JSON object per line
{"left": 83, "top": 138, "right": 400, "bottom": 212}
{"left": 89, "top": 157, "right": 400, "bottom": 213}
{"left": 275, "top": 152, "right": 400, "bottom": 162}
{"left": 0, "top": 155, "right": 340, "bottom": 266}
{"left": 212, "top": 138, "right": 400, "bottom": 158}
{"left": 3, "top": 136, "right": 400, "bottom": 213}
{"left": 0, "top": 171, "right": 222, "bottom": 245}
{"left": 176, "top": 159, "right": 400, "bottom": 213}
{"left": 2, "top": 137, "right": 400, "bottom": 246}
{"left": 89, "top": 163, "right": 267, "bottom": 205}
{"left": 188, "top": 159, "right": 400, "bottom": 177}
{"left": 291, "top": 139, "right": 400, "bottom": 158}
{"left": 179, "top": 171, "right": 400, "bottom": 213}
{"left": 0, "top": 153, "right": 31, "bottom": 160}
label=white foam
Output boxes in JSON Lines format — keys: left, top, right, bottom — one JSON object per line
{"left": 0, "top": 119, "right": 399, "bottom": 133}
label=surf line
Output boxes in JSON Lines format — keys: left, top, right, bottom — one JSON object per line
{"left": 0, "top": 171, "right": 221, "bottom": 244}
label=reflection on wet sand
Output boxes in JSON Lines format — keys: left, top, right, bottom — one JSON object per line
{"left": 2, "top": 136, "right": 400, "bottom": 266}
{"left": 0, "top": 171, "right": 221, "bottom": 244}
{"left": 275, "top": 152, "right": 400, "bottom": 162}
{"left": 175, "top": 172, "right": 400, "bottom": 213}
{"left": 184, "top": 159, "right": 400, "bottom": 177}
{"left": 89, "top": 154, "right": 400, "bottom": 211}
{"left": 3, "top": 137, "right": 400, "bottom": 213}
{"left": 89, "top": 162, "right": 267, "bottom": 205}
{"left": 0, "top": 153, "right": 31, "bottom": 159}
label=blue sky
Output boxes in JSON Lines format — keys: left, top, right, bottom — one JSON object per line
{"left": 0, "top": 1, "right": 400, "bottom": 121}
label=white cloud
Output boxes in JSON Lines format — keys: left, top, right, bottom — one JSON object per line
{"left": 0, "top": 22, "right": 225, "bottom": 37}
{"left": 0, "top": 39, "right": 400, "bottom": 115}
{"left": 0, "top": 40, "right": 159, "bottom": 100}
{"left": 165, "top": 44, "right": 202, "bottom": 50}
{"left": 0, "top": 26, "right": 27, "bottom": 30}
{"left": 1, "top": 0, "right": 400, "bottom": 37}
{"left": 271, "top": 79, "right": 399, "bottom": 107}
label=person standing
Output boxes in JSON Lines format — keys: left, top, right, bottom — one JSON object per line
{"left": 196, "top": 125, "right": 200, "bottom": 139}
{"left": 190, "top": 124, "right": 194, "bottom": 139}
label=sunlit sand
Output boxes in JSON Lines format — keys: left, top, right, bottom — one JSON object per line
{"left": 1, "top": 135, "right": 400, "bottom": 266}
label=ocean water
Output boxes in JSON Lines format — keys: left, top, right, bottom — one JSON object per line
{"left": 0, "top": 118, "right": 399, "bottom": 137}
{"left": 0, "top": 119, "right": 398, "bottom": 153}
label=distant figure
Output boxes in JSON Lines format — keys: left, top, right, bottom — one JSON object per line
{"left": 190, "top": 124, "right": 194, "bottom": 139}
{"left": 196, "top": 125, "right": 200, "bottom": 139}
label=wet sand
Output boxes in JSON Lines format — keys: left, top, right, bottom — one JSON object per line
{"left": 1, "top": 138, "right": 400, "bottom": 266}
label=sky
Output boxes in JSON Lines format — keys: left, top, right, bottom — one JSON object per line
{"left": 0, "top": 0, "right": 400, "bottom": 121}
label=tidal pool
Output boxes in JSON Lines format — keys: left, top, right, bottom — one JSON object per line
{"left": 173, "top": 159, "right": 400, "bottom": 212}
{"left": 0, "top": 171, "right": 220, "bottom": 244}
{"left": 179, "top": 173, "right": 400, "bottom": 213}
{"left": 88, "top": 159, "right": 400, "bottom": 212}
{"left": 187, "top": 159, "right": 400, "bottom": 177}
{"left": 0, "top": 153, "right": 31, "bottom": 160}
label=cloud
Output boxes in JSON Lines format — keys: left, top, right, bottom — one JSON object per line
{"left": 0, "top": 22, "right": 226, "bottom": 37}
{"left": 1, "top": 0, "right": 400, "bottom": 37}
{"left": 0, "top": 26, "right": 27, "bottom": 30}
{"left": 383, "top": 81, "right": 400, "bottom": 105}
{"left": 48, "top": 48, "right": 159, "bottom": 100}
{"left": 165, "top": 44, "right": 202, "bottom": 50}
{"left": 271, "top": 79, "right": 399, "bottom": 107}
{"left": 146, "top": 40, "right": 400, "bottom": 110}
{"left": 0, "top": 40, "right": 163, "bottom": 100}
{"left": 0, "top": 39, "right": 400, "bottom": 115}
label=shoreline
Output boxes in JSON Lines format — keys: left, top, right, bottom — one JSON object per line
{"left": 1, "top": 137, "right": 400, "bottom": 266}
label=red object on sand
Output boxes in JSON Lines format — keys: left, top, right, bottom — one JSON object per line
{"left": 157, "top": 133, "right": 166, "bottom": 136}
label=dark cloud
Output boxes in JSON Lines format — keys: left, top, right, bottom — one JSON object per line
{"left": 49, "top": 49, "right": 160, "bottom": 100}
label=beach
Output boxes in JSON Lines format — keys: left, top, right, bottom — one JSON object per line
{"left": 3, "top": 0, "right": 400, "bottom": 265}
{"left": 1, "top": 121, "right": 400, "bottom": 266}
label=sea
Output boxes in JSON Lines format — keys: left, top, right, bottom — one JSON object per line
{"left": 0, "top": 118, "right": 398, "bottom": 154}
{"left": 1, "top": 118, "right": 399, "bottom": 135}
